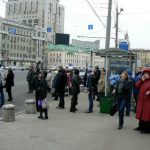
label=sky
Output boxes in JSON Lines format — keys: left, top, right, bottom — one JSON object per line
{"left": 1, "top": 0, "right": 150, "bottom": 49}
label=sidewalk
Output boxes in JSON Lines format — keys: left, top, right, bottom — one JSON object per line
{"left": 0, "top": 93, "right": 149, "bottom": 150}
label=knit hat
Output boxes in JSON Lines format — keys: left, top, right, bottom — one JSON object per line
{"left": 143, "top": 69, "right": 150, "bottom": 75}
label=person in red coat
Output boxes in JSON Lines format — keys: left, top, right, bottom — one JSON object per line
{"left": 135, "top": 69, "right": 150, "bottom": 133}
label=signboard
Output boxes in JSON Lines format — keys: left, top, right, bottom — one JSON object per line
{"left": 119, "top": 40, "right": 129, "bottom": 51}
{"left": 9, "top": 28, "right": 16, "bottom": 35}
{"left": 47, "top": 27, "right": 52, "bottom": 32}
{"left": 88, "top": 24, "right": 93, "bottom": 30}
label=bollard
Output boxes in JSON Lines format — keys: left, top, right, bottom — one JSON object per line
{"left": 25, "top": 99, "right": 36, "bottom": 114}
{"left": 80, "top": 84, "right": 84, "bottom": 93}
{"left": 2, "top": 104, "right": 15, "bottom": 122}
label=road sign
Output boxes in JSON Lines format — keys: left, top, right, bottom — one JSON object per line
{"left": 88, "top": 25, "right": 93, "bottom": 30}
{"left": 9, "top": 28, "right": 16, "bottom": 35}
{"left": 47, "top": 27, "right": 52, "bottom": 32}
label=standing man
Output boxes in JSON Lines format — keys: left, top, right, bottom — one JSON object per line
{"left": 94, "top": 66, "right": 101, "bottom": 101}
{"left": 70, "top": 69, "right": 81, "bottom": 113}
{"left": 5, "top": 68, "right": 14, "bottom": 101}
{"left": 55, "top": 67, "right": 67, "bottom": 109}
{"left": 26, "top": 65, "right": 34, "bottom": 93}
{"left": 86, "top": 69, "right": 96, "bottom": 113}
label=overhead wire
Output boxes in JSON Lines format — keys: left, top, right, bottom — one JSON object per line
{"left": 86, "top": 0, "right": 106, "bottom": 28}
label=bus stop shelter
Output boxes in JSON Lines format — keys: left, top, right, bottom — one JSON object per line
{"left": 96, "top": 48, "right": 136, "bottom": 96}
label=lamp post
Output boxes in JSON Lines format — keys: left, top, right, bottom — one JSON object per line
{"left": 115, "top": 6, "right": 123, "bottom": 48}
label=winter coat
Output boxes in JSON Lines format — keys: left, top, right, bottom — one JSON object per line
{"left": 87, "top": 73, "right": 96, "bottom": 93}
{"left": 71, "top": 74, "right": 81, "bottom": 95}
{"left": 135, "top": 79, "right": 150, "bottom": 121}
{"left": 133, "top": 72, "right": 142, "bottom": 95}
{"left": 35, "top": 79, "right": 48, "bottom": 99}
{"left": 94, "top": 69, "right": 101, "bottom": 85}
{"left": 5, "top": 71, "right": 14, "bottom": 88}
{"left": 46, "top": 73, "right": 52, "bottom": 88}
{"left": 115, "top": 78, "right": 132, "bottom": 101}
{"left": 97, "top": 75, "right": 105, "bottom": 93}
{"left": 55, "top": 70, "right": 67, "bottom": 93}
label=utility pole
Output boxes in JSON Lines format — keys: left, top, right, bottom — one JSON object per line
{"left": 104, "top": 0, "right": 112, "bottom": 97}
{"left": 115, "top": 6, "right": 123, "bottom": 48}
{"left": 115, "top": 5, "right": 119, "bottom": 48}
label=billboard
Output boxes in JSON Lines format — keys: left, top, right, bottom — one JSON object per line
{"left": 119, "top": 40, "right": 129, "bottom": 52}
{"left": 55, "top": 33, "right": 70, "bottom": 45}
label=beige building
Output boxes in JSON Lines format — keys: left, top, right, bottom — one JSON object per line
{"left": 130, "top": 49, "right": 150, "bottom": 67}
{"left": 5, "top": 0, "right": 65, "bottom": 42}
{"left": 47, "top": 44, "right": 104, "bottom": 68}
{"left": 0, "top": 17, "right": 47, "bottom": 67}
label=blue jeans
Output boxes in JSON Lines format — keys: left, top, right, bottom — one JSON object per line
{"left": 118, "top": 99, "right": 127, "bottom": 126}
{"left": 0, "top": 88, "right": 5, "bottom": 107}
{"left": 126, "top": 94, "right": 132, "bottom": 114}
{"left": 88, "top": 92, "right": 93, "bottom": 112}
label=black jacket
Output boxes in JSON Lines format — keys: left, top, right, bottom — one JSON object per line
{"left": 6, "top": 71, "right": 14, "bottom": 87}
{"left": 115, "top": 78, "right": 132, "bottom": 100}
{"left": 72, "top": 74, "right": 81, "bottom": 94}
{"left": 55, "top": 69, "right": 67, "bottom": 93}
{"left": 87, "top": 73, "right": 96, "bottom": 93}
{"left": 35, "top": 79, "right": 48, "bottom": 99}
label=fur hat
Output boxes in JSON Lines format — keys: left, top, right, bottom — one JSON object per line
{"left": 143, "top": 69, "right": 150, "bottom": 75}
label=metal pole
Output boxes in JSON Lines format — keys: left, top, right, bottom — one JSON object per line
{"left": 105, "top": 0, "right": 112, "bottom": 97}
{"left": 115, "top": 5, "right": 119, "bottom": 48}
{"left": 90, "top": 50, "right": 93, "bottom": 68}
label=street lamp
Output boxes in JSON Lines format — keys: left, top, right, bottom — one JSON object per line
{"left": 115, "top": 6, "right": 124, "bottom": 48}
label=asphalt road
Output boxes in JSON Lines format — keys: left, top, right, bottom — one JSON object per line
{"left": 0, "top": 70, "right": 52, "bottom": 116}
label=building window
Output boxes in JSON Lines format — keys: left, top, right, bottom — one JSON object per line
{"left": 7, "top": 44, "right": 9, "bottom": 49}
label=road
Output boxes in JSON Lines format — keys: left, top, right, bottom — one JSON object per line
{"left": 0, "top": 70, "right": 52, "bottom": 116}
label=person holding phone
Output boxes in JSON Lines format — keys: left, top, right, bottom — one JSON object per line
{"left": 135, "top": 69, "right": 150, "bottom": 133}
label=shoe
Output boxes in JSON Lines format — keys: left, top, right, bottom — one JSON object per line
{"left": 118, "top": 124, "right": 123, "bottom": 129}
{"left": 126, "top": 111, "right": 130, "bottom": 116}
{"left": 134, "top": 127, "right": 141, "bottom": 131}
{"left": 38, "top": 116, "right": 43, "bottom": 119}
{"left": 75, "top": 108, "right": 78, "bottom": 111}
{"left": 140, "top": 130, "right": 150, "bottom": 134}
{"left": 70, "top": 110, "right": 76, "bottom": 113}
{"left": 42, "top": 116, "right": 48, "bottom": 120}
{"left": 53, "top": 98, "right": 58, "bottom": 101}
{"left": 56, "top": 106, "right": 65, "bottom": 109}
{"left": 85, "top": 111, "right": 93, "bottom": 113}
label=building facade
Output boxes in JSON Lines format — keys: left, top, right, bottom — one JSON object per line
{"left": 130, "top": 49, "right": 150, "bottom": 67}
{"left": 47, "top": 44, "right": 104, "bottom": 68}
{"left": 0, "top": 17, "right": 47, "bottom": 67}
{"left": 72, "top": 39, "right": 100, "bottom": 50}
{"left": 5, "top": 0, "right": 65, "bottom": 42}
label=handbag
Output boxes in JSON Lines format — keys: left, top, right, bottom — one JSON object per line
{"left": 110, "top": 103, "right": 117, "bottom": 116}
{"left": 42, "top": 99, "right": 49, "bottom": 109}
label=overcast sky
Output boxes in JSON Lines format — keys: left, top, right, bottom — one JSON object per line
{"left": 1, "top": 0, "right": 150, "bottom": 49}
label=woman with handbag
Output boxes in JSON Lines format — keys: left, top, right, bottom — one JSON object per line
{"left": 35, "top": 72, "right": 49, "bottom": 119}
{"left": 115, "top": 71, "right": 132, "bottom": 129}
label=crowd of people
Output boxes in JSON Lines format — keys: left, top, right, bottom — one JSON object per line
{"left": 0, "top": 64, "right": 150, "bottom": 133}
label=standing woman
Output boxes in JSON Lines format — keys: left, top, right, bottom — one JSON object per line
{"left": 135, "top": 69, "right": 150, "bottom": 133}
{"left": 70, "top": 69, "right": 81, "bottom": 113}
{"left": 115, "top": 71, "right": 132, "bottom": 129}
{"left": 5, "top": 68, "right": 14, "bottom": 101}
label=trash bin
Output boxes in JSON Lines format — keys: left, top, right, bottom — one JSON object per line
{"left": 100, "top": 97, "right": 113, "bottom": 114}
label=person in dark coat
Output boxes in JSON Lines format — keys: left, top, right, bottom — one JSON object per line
{"left": 134, "top": 69, "right": 150, "bottom": 133}
{"left": 83, "top": 69, "right": 88, "bottom": 93}
{"left": 133, "top": 67, "right": 142, "bottom": 108}
{"left": 115, "top": 71, "right": 132, "bottom": 129}
{"left": 93, "top": 66, "right": 101, "bottom": 101}
{"left": 55, "top": 68, "right": 67, "bottom": 109}
{"left": 26, "top": 65, "right": 34, "bottom": 93}
{"left": 70, "top": 69, "right": 81, "bottom": 112}
{"left": 35, "top": 73, "right": 48, "bottom": 119}
{"left": 86, "top": 69, "right": 96, "bottom": 113}
{"left": 5, "top": 68, "right": 14, "bottom": 101}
